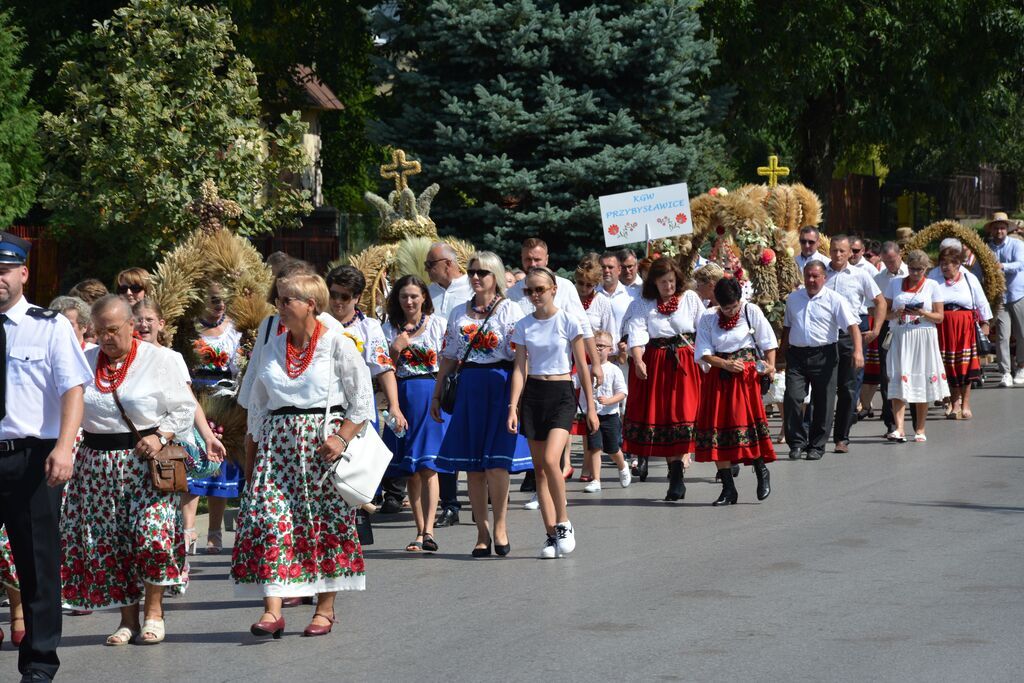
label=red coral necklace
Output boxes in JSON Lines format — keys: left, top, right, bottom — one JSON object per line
{"left": 581, "top": 292, "right": 595, "bottom": 310}
{"left": 286, "top": 322, "right": 324, "bottom": 379}
{"left": 657, "top": 295, "right": 680, "bottom": 315}
{"left": 95, "top": 339, "right": 139, "bottom": 393}
{"left": 718, "top": 310, "right": 741, "bottom": 330}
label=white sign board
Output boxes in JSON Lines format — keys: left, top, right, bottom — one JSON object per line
{"left": 598, "top": 183, "right": 692, "bottom": 247}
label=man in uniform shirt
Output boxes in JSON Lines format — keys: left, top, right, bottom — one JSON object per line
{"left": 424, "top": 243, "right": 472, "bottom": 320}
{"left": 795, "top": 226, "right": 829, "bottom": 276}
{"left": 825, "top": 235, "right": 886, "bottom": 453}
{"left": 0, "top": 232, "right": 91, "bottom": 683}
{"left": 782, "top": 262, "right": 862, "bottom": 460}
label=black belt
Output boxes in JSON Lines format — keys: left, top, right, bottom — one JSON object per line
{"left": 719, "top": 348, "right": 757, "bottom": 362}
{"left": 649, "top": 334, "right": 694, "bottom": 370}
{"left": 944, "top": 303, "right": 969, "bottom": 311}
{"left": 0, "top": 437, "right": 47, "bottom": 454}
{"left": 83, "top": 429, "right": 157, "bottom": 451}
{"left": 462, "top": 360, "right": 514, "bottom": 371}
{"left": 270, "top": 404, "right": 345, "bottom": 416}
{"left": 790, "top": 342, "right": 838, "bottom": 350}
{"left": 398, "top": 374, "right": 436, "bottom": 382}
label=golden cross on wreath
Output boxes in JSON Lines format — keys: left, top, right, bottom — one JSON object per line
{"left": 380, "top": 149, "right": 422, "bottom": 193}
{"left": 757, "top": 154, "right": 790, "bottom": 187}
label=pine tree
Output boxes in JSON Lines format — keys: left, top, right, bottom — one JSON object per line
{"left": 0, "top": 10, "right": 41, "bottom": 227}
{"left": 373, "top": 0, "right": 732, "bottom": 268}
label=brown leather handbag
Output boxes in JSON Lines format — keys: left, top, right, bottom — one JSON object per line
{"left": 112, "top": 389, "right": 189, "bottom": 493}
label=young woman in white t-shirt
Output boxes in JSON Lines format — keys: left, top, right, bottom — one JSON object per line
{"left": 508, "top": 268, "right": 599, "bottom": 559}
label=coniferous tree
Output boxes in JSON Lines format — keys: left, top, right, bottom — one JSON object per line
{"left": 373, "top": 1, "right": 732, "bottom": 267}
{"left": 0, "top": 10, "right": 41, "bottom": 226}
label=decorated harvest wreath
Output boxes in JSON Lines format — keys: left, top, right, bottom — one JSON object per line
{"left": 904, "top": 219, "right": 1005, "bottom": 310}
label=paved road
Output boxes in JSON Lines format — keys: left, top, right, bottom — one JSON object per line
{"left": 9, "top": 381, "right": 1024, "bottom": 682}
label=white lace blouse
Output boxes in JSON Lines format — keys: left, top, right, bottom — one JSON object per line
{"left": 696, "top": 303, "right": 778, "bottom": 359}
{"left": 82, "top": 343, "right": 196, "bottom": 440}
{"left": 243, "top": 326, "right": 375, "bottom": 441}
{"left": 383, "top": 315, "right": 446, "bottom": 378}
{"left": 441, "top": 299, "right": 525, "bottom": 364}
{"left": 927, "top": 270, "right": 992, "bottom": 320}
{"left": 343, "top": 314, "right": 395, "bottom": 377}
{"left": 626, "top": 291, "right": 706, "bottom": 348}
{"left": 581, "top": 291, "right": 618, "bottom": 343}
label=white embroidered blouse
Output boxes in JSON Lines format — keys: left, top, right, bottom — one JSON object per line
{"left": 383, "top": 315, "right": 447, "bottom": 378}
{"left": 626, "top": 290, "right": 706, "bottom": 349}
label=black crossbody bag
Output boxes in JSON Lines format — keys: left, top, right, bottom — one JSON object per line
{"left": 439, "top": 299, "right": 501, "bottom": 413}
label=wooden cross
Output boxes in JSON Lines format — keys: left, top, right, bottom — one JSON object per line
{"left": 757, "top": 155, "right": 790, "bottom": 187}
{"left": 380, "top": 149, "right": 422, "bottom": 193}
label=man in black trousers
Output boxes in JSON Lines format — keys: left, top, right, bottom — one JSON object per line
{"left": 0, "top": 232, "right": 91, "bottom": 682}
{"left": 782, "top": 261, "right": 863, "bottom": 460}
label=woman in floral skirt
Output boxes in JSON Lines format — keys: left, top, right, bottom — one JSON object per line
{"left": 234, "top": 273, "right": 374, "bottom": 638}
{"left": 0, "top": 528, "right": 24, "bottom": 647}
{"left": 61, "top": 295, "right": 197, "bottom": 645}
{"left": 382, "top": 275, "right": 450, "bottom": 553}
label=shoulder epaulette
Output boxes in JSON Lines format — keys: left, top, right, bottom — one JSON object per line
{"left": 26, "top": 307, "right": 58, "bottom": 319}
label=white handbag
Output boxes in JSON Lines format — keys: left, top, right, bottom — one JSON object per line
{"left": 317, "top": 334, "right": 394, "bottom": 506}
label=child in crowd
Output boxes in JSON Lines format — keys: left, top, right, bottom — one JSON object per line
{"left": 579, "top": 330, "right": 631, "bottom": 493}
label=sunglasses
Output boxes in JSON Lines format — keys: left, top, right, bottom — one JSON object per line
{"left": 799, "top": 239, "right": 817, "bottom": 246}
{"left": 117, "top": 284, "right": 144, "bottom": 294}
{"left": 329, "top": 290, "right": 354, "bottom": 302}
{"left": 424, "top": 258, "right": 450, "bottom": 269}
{"left": 277, "top": 295, "right": 309, "bottom": 307}
{"left": 467, "top": 269, "right": 492, "bottom": 279}
{"left": 523, "top": 286, "right": 551, "bottom": 296}
{"left": 851, "top": 248, "right": 863, "bottom": 254}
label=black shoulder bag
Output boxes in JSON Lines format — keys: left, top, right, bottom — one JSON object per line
{"left": 968, "top": 278, "right": 995, "bottom": 356}
{"left": 439, "top": 299, "right": 502, "bottom": 414}
{"left": 744, "top": 304, "right": 773, "bottom": 395}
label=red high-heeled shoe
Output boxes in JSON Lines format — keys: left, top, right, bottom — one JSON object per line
{"left": 250, "top": 613, "right": 285, "bottom": 639}
{"left": 11, "top": 618, "right": 24, "bottom": 646}
{"left": 302, "top": 612, "right": 335, "bottom": 637}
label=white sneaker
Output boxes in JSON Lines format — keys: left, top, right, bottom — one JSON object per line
{"left": 1014, "top": 368, "right": 1024, "bottom": 385}
{"left": 523, "top": 494, "right": 539, "bottom": 510}
{"left": 618, "top": 467, "right": 632, "bottom": 488}
{"left": 583, "top": 481, "right": 602, "bottom": 493}
{"left": 554, "top": 521, "right": 575, "bottom": 556}
{"left": 1000, "top": 373, "right": 1014, "bottom": 387}
{"left": 539, "top": 534, "right": 557, "bottom": 559}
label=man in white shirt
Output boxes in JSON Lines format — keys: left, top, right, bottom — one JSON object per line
{"left": 782, "top": 261, "right": 862, "bottom": 460}
{"left": 0, "top": 232, "right": 91, "bottom": 683}
{"left": 618, "top": 248, "right": 643, "bottom": 297}
{"left": 596, "top": 251, "right": 635, "bottom": 344}
{"left": 794, "top": 226, "right": 828, "bottom": 277}
{"left": 825, "top": 235, "right": 886, "bottom": 453}
{"left": 849, "top": 236, "right": 877, "bottom": 274}
{"left": 424, "top": 243, "right": 472, "bottom": 320}
{"left": 872, "top": 241, "right": 909, "bottom": 435}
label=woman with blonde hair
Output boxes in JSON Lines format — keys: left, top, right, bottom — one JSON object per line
{"left": 114, "top": 267, "right": 150, "bottom": 306}
{"left": 234, "top": 273, "right": 374, "bottom": 638}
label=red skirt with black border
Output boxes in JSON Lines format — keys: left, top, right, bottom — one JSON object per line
{"left": 694, "top": 355, "right": 776, "bottom": 465}
{"left": 622, "top": 339, "right": 700, "bottom": 457}
{"left": 937, "top": 309, "right": 981, "bottom": 388}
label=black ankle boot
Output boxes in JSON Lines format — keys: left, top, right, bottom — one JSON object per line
{"left": 665, "top": 461, "right": 685, "bottom": 501}
{"left": 712, "top": 466, "right": 738, "bottom": 506}
{"left": 753, "top": 457, "right": 771, "bottom": 501}
{"left": 638, "top": 456, "right": 649, "bottom": 482}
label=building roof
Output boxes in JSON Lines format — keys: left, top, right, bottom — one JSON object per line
{"left": 292, "top": 65, "right": 344, "bottom": 111}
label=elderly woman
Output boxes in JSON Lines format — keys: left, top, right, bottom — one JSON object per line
{"left": 49, "top": 295, "right": 94, "bottom": 350}
{"left": 623, "top": 258, "right": 706, "bottom": 500}
{"left": 692, "top": 263, "right": 726, "bottom": 307}
{"left": 61, "top": 295, "right": 197, "bottom": 646}
{"left": 114, "top": 267, "right": 150, "bottom": 306}
{"left": 884, "top": 250, "right": 950, "bottom": 442}
{"left": 929, "top": 246, "right": 991, "bottom": 420}
{"left": 432, "top": 252, "right": 531, "bottom": 557}
{"left": 694, "top": 278, "right": 778, "bottom": 505}
{"left": 234, "top": 273, "right": 374, "bottom": 638}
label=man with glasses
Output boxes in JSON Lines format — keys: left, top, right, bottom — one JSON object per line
{"left": 825, "top": 235, "right": 886, "bottom": 453}
{"left": 0, "top": 232, "right": 91, "bottom": 682}
{"left": 795, "top": 226, "right": 828, "bottom": 277}
{"left": 617, "top": 248, "right": 643, "bottom": 297}
{"left": 849, "top": 236, "right": 876, "bottom": 274}
{"left": 424, "top": 243, "right": 472, "bottom": 320}
{"left": 984, "top": 213, "right": 1024, "bottom": 387}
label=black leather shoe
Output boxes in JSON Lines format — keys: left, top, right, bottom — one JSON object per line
{"left": 664, "top": 460, "right": 685, "bottom": 501}
{"left": 788, "top": 448, "right": 803, "bottom": 460}
{"left": 379, "top": 497, "right": 403, "bottom": 515}
{"left": 20, "top": 672, "right": 53, "bottom": 683}
{"left": 494, "top": 541, "right": 511, "bottom": 556}
{"left": 806, "top": 450, "right": 824, "bottom": 461}
{"left": 435, "top": 508, "right": 460, "bottom": 527}
{"left": 519, "top": 471, "right": 536, "bottom": 493}
{"left": 638, "top": 457, "right": 649, "bottom": 482}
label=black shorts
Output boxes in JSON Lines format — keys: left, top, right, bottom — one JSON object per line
{"left": 520, "top": 379, "right": 576, "bottom": 440}
{"left": 586, "top": 413, "right": 623, "bottom": 454}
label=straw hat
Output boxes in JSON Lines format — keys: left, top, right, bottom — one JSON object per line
{"left": 984, "top": 211, "right": 1014, "bottom": 231}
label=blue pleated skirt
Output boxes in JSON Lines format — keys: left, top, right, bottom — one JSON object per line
{"left": 435, "top": 365, "right": 533, "bottom": 473}
{"left": 188, "top": 459, "right": 245, "bottom": 498}
{"left": 384, "top": 376, "right": 452, "bottom": 475}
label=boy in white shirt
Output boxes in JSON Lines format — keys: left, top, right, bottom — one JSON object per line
{"left": 577, "top": 330, "right": 631, "bottom": 492}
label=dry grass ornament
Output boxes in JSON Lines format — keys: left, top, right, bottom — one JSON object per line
{"left": 904, "top": 220, "right": 1006, "bottom": 310}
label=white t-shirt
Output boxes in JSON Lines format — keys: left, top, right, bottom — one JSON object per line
{"left": 625, "top": 290, "right": 706, "bottom": 348}
{"left": 510, "top": 309, "right": 584, "bottom": 376}
{"left": 508, "top": 275, "right": 594, "bottom": 338}
{"left": 885, "top": 277, "right": 943, "bottom": 329}
{"left": 575, "top": 361, "right": 628, "bottom": 416}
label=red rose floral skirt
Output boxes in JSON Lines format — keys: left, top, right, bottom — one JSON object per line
{"left": 0, "top": 525, "right": 18, "bottom": 590}
{"left": 232, "top": 413, "right": 365, "bottom": 597}
{"left": 61, "top": 445, "right": 188, "bottom": 609}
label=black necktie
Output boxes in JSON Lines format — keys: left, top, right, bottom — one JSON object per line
{"left": 0, "top": 313, "right": 7, "bottom": 421}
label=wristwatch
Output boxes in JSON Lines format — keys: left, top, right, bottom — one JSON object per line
{"left": 157, "top": 434, "right": 170, "bottom": 447}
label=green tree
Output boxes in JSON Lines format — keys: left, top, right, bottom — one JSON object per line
{"left": 372, "top": 1, "right": 732, "bottom": 267}
{"left": 0, "top": 10, "right": 41, "bottom": 226}
{"left": 40, "top": 0, "right": 311, "bottom": 275}
{"left": 700, "top": 1, "right": 1024, "bottom": 203}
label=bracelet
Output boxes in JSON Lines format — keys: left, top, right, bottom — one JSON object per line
{"left": 431, "top": 396, "right": 440, "bottom": 403}
{"left": 328, "top": 433, "right": 349, "bottom": 452}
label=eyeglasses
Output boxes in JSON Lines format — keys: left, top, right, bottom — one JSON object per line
{"left": 117, "top": 284, "right": 144, "bottom": 294}
{"left": 424, "top": 258, "right": 450, "bottom": 269}
{"left": 523, "top": 286, "right": 551, "bottom": 296}
{"left": 595, "top": 343, "right": 612, "bottom": 350}
{"left": 908, "top": 266, "right": 926, "bottom": 273}
{"left": 277, "top": 295, "right": 309, "bottom": 307}
{"left": 467, "top": 269, "right": 492, "bottom": 279}
{"left": 799, "top": 239, "right": 817, "bottom": 246}
{"left": 98, "top": 318, "right": 132, "bottom": 337}
{"left": 329, "top": 290, "right": 353, "bottom": 302}
{"left": 851, "top": 248, "right": 863, "bottom": 254}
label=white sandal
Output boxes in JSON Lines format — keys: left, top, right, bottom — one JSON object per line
{"left": 914, "top": 433, "right": 927, "bottom": 442}
{"left": 105, "top": 625, "right": 138, "bottom": 646}
{"left": 137, "top": 618, "right": 165, "bottom": 645}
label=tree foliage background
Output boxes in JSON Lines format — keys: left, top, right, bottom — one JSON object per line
{"left": 0, "top": 10, "right": 41, "bottom": 227}
{"left": 372, "top": 0, "right": 733, "bottom": 268}
{"left": 39, "top": 0, "right": 311, "bottom": 277}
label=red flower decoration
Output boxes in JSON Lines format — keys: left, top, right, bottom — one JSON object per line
{"left": 675, "top": 212, "right": 688, "bottom": 224}
{"left": 609, "top": 224, "right": 620, "bottom": 236}
{"left": 709, "top": 187, "right": 719, "bottom": 196}
{"left": 715, "top": 225, "right": 725, "bottom": 235}
{"left": 760, "top": 248, "right": 775, "bottom": 265}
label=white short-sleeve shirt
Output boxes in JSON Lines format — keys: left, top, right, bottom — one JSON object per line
{"left": 508, "top": 275, "right": 594, "bottom": 338}
{"left": 510, "top": 309, "right": 584, "bottom": 376}
{"left": 696, "top": 303, "right": 778, "bottom": 359}
{"left": 783, "top": 287, "right": 859, "bottom": 346}
{"left": 826, "top": 263, "right": 881, "bottom": 316}
{"left": 885, "top": 277, "right": 943, "bottom": 329}
{"left": 626, "top": 291, "right": 706, "bottom": 348}
{"left": 927, "top": 268, "right": 992, "bottom": 320}
{"left": 382, "top": 315, "right": 446, "bottom": 378}
{"left": 441, "top": 299, "right": 524, "bottom": 363}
